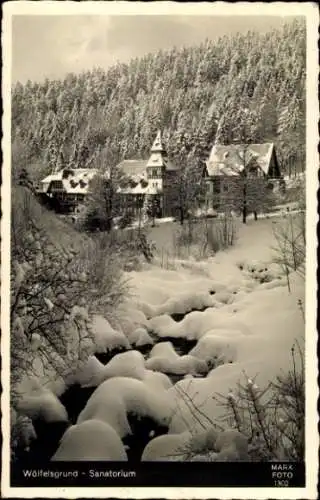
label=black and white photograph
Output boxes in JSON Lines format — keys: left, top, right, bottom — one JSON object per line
{"left": 1, "top": 1, "right": 318, "bottom": 498}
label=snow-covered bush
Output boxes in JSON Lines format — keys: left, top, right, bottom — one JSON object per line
{"left": 173, "top": 217, "right": 237, "bottom": 260}
{"left": 214, "top": 341, "right": 304, "bottom": 461}
{"left": 11, "top": 223, "right": 94, "bottom": 401}
{"left": 11, "top": 415, "right": 37, "bottom": 460}
{"left": 92, "top": 227, "right": 156, "bottom": 271}
{"left": 11, "top": 187, "right": 128, "bottom": 455}
{"left": 141, "top": 427, "right": 248, "bottom": 462}
{"left": 272, "top": 212, "right": 305, "bottom": 291}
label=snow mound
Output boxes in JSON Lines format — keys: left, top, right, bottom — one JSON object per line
{"left": 149, "top": 341, "right": 178, "bottom": 360}
{"left": 189, "top": 333, "right": 239, "bottom": 365}
{"left": 143, "top": 370, "right": 173, "bottom": 390}
{"left": 141, "top": 431, "right": 192, "bottom": 461}
{"left": 141, "top": 427, "right": 248, "bottom": 462}
{"left": 188, "top": 427, "right": 220, "bottom": 454}
{"left": 15, "top": 378, "right": 68, "bottom": 423}
{"left": 156, "top": 291, "right": 215, "bottom": 317}
{"left": 214, "top": 291, "right": 234, "bottom": 305}
{"left": 146, "top": 341, "right": 208, "bottom": 375}
{"left": 91, "top": 315, "right": 130, "bottom": 353}
{"left": 188, "top": 428, "right": 248, "bottom": 461}
{"left": 51, "top": 419, "right": 127, "bottom": 461}
{"left": 215, "top": 429, "right": 248, "bottom": 456}
{"left": 238, "top": 259, "right": 282, "bottom": 285}
{"left": 77, "top": 377, "right": 173, "bottom": 438}
{"left": 129, "top": 327, "right": 154, "bottom": 347}
{"left": 146, "top": 354, "right": 208, "bottom": 376}
{"left": 117, "top": 307, "right": 149, "bottom": 337}
{"left": 69, "top": 351, "right": 147, "bottom": 387}
{"left": 103, "top": 350, "right": 146, "bottom": 381}
{"left": 67, "top": 355, "right": 106, "bottom": 388}
{"left": 148, "top": 305, "right": 253, "bottom": 341}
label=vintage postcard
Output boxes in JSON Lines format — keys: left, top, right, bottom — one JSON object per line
{"left": 1, "top": 1, "right": 318, "bottom": 499}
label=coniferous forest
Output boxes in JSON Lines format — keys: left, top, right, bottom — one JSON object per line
{"left": 9, "top": 16, "right": 309, "bottom": 472}
{"left": 12, "top": 19, "right": 305, "bottom": 183}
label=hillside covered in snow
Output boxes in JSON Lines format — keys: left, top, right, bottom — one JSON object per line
{"left": 11, "top": 203, "right": 305, "bottom": 464}
{"left": 12, "top": 19, "right": 305, "bottom": 185}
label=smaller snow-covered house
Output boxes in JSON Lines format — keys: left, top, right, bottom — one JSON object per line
{"left": 203, "top": 143, "right": 283, "bottom": 210}
{"left": 37, "top": 168, "right": 98, "bottom": 213}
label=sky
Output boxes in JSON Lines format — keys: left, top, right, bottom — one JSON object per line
{"left": 11, "top": 13, "right": 300, "bottom": 84}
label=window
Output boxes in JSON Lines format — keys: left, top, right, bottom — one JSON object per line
{"left": 213, "top": 179, "right": 221, "bottom": 194}
{"left": 50, "top": 180, "right": 64, "bottom": 191}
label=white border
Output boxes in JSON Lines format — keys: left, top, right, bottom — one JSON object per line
{"left": 1, "top": 2, "right": 319, "bottom": 499}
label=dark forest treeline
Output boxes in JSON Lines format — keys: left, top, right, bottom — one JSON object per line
{"left": 11, "top": 19, "right": 305, "bottom": 182}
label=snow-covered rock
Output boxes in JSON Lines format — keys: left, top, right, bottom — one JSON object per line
{"left": 148, "top": 341, "right": 178, "bottom": 360}
{"left": 215, "top": 429, "right": 248, "bottom": 456}
{"left": 146, "top": 354, "right": 208, "bottom": 376}
{"left": 117, "top": 307, "right": 149, "bottom": 337}
{"left": 189, "top": 333, "right": 238, "bottom": 365}
{"left": 15, "top": 379, "right": 68, "bottom": 423}
{"left": 103, "top": 350, "right": 146, "bottom": 381}
{"left": 141, "top": 426, "right": 248, "bottom": 462}
{"left": 143, "top": 370, "right": 173, "bottom": 390}
{"left": 156, "top": 290, "right": 215, "bottom": 317}
{"left": 51, "top": 419, "right": 128, "bottom": 461}
{"left": 67, "top": 355, "right": 106, "bottom": 388}
{"left": 77, "top": 377, "right": 173, "bottom": 438}
{"left": 146, "top": 341, "right": 208, "bottom": 375}
{"left": 91, "top": 315, "right": 130, "bottom": 353}
{"left": 129, "top": 327, "right": 154, "bottom": 347}
{"left": 141, "top": 431, "right": 192, "bottom": 461}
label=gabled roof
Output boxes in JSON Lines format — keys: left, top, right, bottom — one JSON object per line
{"left": 206, "top": 143, "right": 275, "bottom": 177}
{"left": 40, "top": 168, "right": 98, "bottom": 194}
{"left": 117, "top": 159, "right": 148, "bottom": 179}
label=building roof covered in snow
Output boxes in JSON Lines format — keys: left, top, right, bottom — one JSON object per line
{"left": 205, "top": 143, "right": 280, "bottom": 177}
{"left": 117, "top": 160, "right": 149, "bottom": 179}
{"left": 39, "top": 168, "right": 98, "bottom": 194}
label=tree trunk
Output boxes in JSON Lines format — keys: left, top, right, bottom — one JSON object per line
{"left": 180, "top": 208, "right": 184, "bottom": 225}
{"left": 242, "top": 206, "right": 247, "bottom": 224}
{"left": 254, "top": 211, "right": 258, "bottom": 221}
{"left": 242, "top": 180, "right": 247, "bottom": 224}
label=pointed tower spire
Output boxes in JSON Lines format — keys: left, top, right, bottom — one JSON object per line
{"left": 150, "top": 130, "right": 165, "bottom": 153}
{"left": 146, "top": 130, "right": 168, "bottom": 169}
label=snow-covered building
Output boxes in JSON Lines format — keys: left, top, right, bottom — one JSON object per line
{"left": 37, "top": 168, "right": 98, "bottom": 213}
{"left": 203, "top": 143, "right": 283, "bottom": 210}
{"left": 116, "top": 130, "right": 179, "bottom": 218}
